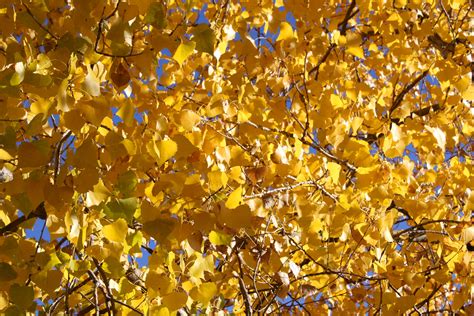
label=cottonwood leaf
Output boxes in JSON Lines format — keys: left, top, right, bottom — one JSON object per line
{"left": 104, "top": 197, "right": 138, "bottom": 222}
{"left": 276, "top": 22, "right": 296, "bottom": 42}
{"left": 209, "top": 230, "right": 232, "bottom": 246}
{"left": 173, "top": 40, "right": 196, "bottom": 66}
{"left": 162, "top": 292, "right": 188, "bottom": 311}
{"left": 0, "top": 263, "right": 17, "bottom": 281}
{"left": 225, "top": 186, "right": 243, "bottom": 209}
{"left": 103, "top": 218, "right": 128, "bottom": 243}
{"left": 189, "top": 282, "right": 217, "bottom": 306}
{"left": 9, "top": 284, "right": 34, "bottom": 309}
{"left": 192, "top": 24, "right": 216, "bottom": 55}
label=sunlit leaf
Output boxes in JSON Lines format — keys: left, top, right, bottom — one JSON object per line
{"left": 173, "top": 40, "right": 196, "bottom": 66}
{"left": 225, "top": 186, "right": 243, "bottom": 209}
{"left": 209, "top": 230, "right": 232, "bottom": 246}
{"left": 103, "top": 218, "right": 128, "bottom": 243}
{"left": 276, "top": 22, "right": 296, "bottom": 42}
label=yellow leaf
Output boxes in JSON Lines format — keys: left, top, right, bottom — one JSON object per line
{"left": 425, "top": 126, "right": 446, "bottom": 152}
{"left": 208, "top": 170, "right": 228, "bottom": 192}
{"left": 85, "top": 180, "right": 110, "bottom": 207}
{"left": 110, "top": 61, "right": 130, "bottom": 90}
{"left": 225, "top": 186, "right": 243, "bottom": 209}
{"left": 347, "top": 46, "right": 364, "bottom": 59}
{"left": 189, "top": 254, "right": 214, "bottom": 281}
{"left": 10, "top": 62, "right": 25, "bottom": 86}
{"left": 327, "top": 162, "right": 341, "bottom": 183}
{"left": 391, "top": 123, "right": 402, "bottom": 142}
{"left": 103, "top": 218, "right": 128, "bottom": 243}
{"left": 142, "top": 217, "right": 176, "bottom": 243}
{"left": 339, "top": 223, "right": 351, "bottom": 242}
{"left": 173, "top": 40, "right": 196, "bottom": 66}
{"left": 382, "top": 227, "right": 394, "bottom": 242}
{"left": 209, "top": 230, "right": 232, "bottom": 246}
{"left": 0, "top": 291, "right": 8, "bottom": 310}
{"left": 74, "top": 138, "right": 98, "bottom": 169}
{"left": 84, "top": 65, "right": 101, "bottom": 96}
{"left": 0, "top": 148, "right": 13, "bottom": 160}
{"left": 162, "top": 292, "right": 188, "bottom": 311}
{"left": 214, "top": 40, "right": 228, "bottom": 60}
{"left": 157, "top": 139, "right": 177, "bottom": 166}
{"left": 218, "top": 205, "right": 252, "bottom": 229}
{"left": 394, "top": 0, "right": 407, "bottom": 6}
{"left": 117, "top": 101, "right": 135, "bottom": 126}
{"left": 180, "top": 109, "right": 201, "bottom": 131}
{"left": 453, "top": 75, "right": 470, "bottom": 93}
{"left": 276, "top": 22, "right": 296, "bottom": 42}
{"left": 330, "top": 94, "right": 344, "bottom": 109}
{"left": 190, "top": 282, "right": 217, "bottom": 306}
{"left": 150, "top": 307, "right": 170, "bottom": 316}
{"left": 146, "top": 271, "right": 175, "bottom": 295}
{"left": 461, "top": 85, "right": 474, "bottom": 101}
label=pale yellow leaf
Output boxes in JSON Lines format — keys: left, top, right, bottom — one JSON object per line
{"left": 84, "top": 65, "right": 101, "bottom": 96}
{"left": 426, "top": 126, "right": 446, "bottom": 151}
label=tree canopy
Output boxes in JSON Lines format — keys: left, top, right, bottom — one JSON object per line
{"left": 0, "top": 0, "right": 473, "bottom": 314}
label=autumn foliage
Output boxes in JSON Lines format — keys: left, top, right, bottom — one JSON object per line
{"left": 0, "top": 0, "right": 473, "bottom": 314}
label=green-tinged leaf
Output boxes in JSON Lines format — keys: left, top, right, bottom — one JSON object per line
{"left": 9, "top": 284, "right": 34, "bottom": 309}
{"left": 143, "top": 217, "right": 176, "bottom": 243}
{"left": 192, "top": 24, "right": 216, "bottom": 54}
{"left": 10, "top": 62, "right": 25, "bottom": 86}
{"left": 104, "top": 197, "right": 138, "bottom": 222}
{"left": 0, "top": 263, "right": 17, "bottom": 282}
{"left": 144, "top": 2, "right": 167, "bottom": 29}
{"left": 117, "top": 170, "right": 138, "bottom": 197}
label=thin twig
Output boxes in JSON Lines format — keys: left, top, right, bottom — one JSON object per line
{"left": 22, "top": 1, "right": 59, "bottom": 40}
{"left": 234, "top": 251, "right": 253, "bottom": 316}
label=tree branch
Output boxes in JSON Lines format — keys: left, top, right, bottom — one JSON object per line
{"left": 389, "top": 70, "right": 430, "bottom": 115}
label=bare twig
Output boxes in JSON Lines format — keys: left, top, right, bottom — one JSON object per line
{"left": 234, "top": 251, "right": 253, "bottom": 316}
{"left": 243, "top": 179, "right": 337, "bottom": 202}
{"left": 22, "top": 1, "right": 59, "bottom": 40}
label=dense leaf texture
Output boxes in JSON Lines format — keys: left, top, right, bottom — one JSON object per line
{"left": 0, "top": 0, "right": 472, "bottom": 314}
